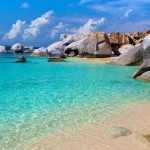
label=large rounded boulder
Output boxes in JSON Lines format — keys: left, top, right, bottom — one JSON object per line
{"left": 131, "top": 35, "right": 150, "bottom": 82}
{"left": 110, "top": 43, "right": 144, "bottom": 66}
{"left": 47, "top": 41, "right": 63, "bottom": 52}
{"left": 61, "top": 35, "right": 81, "bottom": 46}
{"left": 64, "top": 41, "right": 79, "bottom": 56}
{"left": 118, "top": 44, "right": 134, "bottom": 54}
{"left": 142, "top": 35, "right": 150, "bottom": 61}
{"left": 78, "top": 32, "right": 112, "bottom": 57}
{"left": 0, "top": 46, "right": 6, "bottom": 53}
{"left": 11, "top": 43, "right": 24, "bottom": 53}
{"left": 31, "top": 47, "right": 47, "bottom": 56}
{"left": 47, "top": 49, "right": 66, "bottom": 62}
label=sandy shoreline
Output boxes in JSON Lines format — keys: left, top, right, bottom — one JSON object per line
{"left": 22, "top": 100, "right": 150, "bottom": 150}
{"left": 75, "top": 57, "right": 117, "bottom": 63}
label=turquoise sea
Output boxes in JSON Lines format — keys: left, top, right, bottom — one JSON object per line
{"left": 0, "top": 54, "right": 150, "bottom": 149}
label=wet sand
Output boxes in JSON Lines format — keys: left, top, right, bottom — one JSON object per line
{"left": 22, "top": 101, "right": 150, "bottom": 150}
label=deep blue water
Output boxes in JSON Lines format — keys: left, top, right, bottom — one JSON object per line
{"left": 0, "top": 53, "right": 150, "bottom": 149}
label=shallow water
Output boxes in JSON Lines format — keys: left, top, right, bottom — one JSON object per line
{"left": 0, "top": 54, "right": 150, "bottom": 149}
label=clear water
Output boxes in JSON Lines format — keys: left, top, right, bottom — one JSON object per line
{"left": 0, "top": 54, "right": 150, "bottom": 150}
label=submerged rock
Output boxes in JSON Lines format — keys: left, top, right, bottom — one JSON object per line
{"left": 14, "top": 56, "right": 27, "bottom": 63}
{"left": 48, "top": 57, "right": 66, "bottom": 62}
{"left": 107, "top": 126, "right": 132, "bottom": 138}
{"left": 110, "top": 43, "right": 144, "bottom": 66}
{"left": 0, "top": 46, "right": 6, "bottom": 53}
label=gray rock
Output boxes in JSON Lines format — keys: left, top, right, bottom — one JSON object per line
{"left": 62, "top": 35, "right": 81, "bottom": 46}
{"left": 64, "top": 41, "right": 79, "bottom": 56}
{"left": 14, "top": 56, "right": 27, "bottom": 63}
{"left": 47, "top": 41, "right": 63, "bottom": 52}
{"left": 60, "top": 34, "right": 69, "bottom": 41}
{"left": 68, "top": 52, "right": 77, "bottom": 57}
{"left": 110, "top": 43, "right": 144, "bottom": 66}
{"left": 132, "top": 59, "right": 150, "bottom": 78}
{"left": 78, "top": 32, "right": 112, "bottom": 58}
{"left": 143, "top": 35, "right": 150, "bottom": 50}
{"left": 11, "top": 43, "right": 24, "bottom": 53}
{"left": 136, "top": 71, "right": 150, "bottom": 82}
{"left": 107, "top": 126, "right": 132, "bottom": 138}
{"left": 0, "top": 46, "right": 6, "bottom": 53}
{"left": 31, "top": 47, "right": 47, "bottom": 56}
{"left": 118, "top": 44, "right": 134, "bottom": 54}
{"left": 47, "top": 49, "right": 66, "bottom": 62}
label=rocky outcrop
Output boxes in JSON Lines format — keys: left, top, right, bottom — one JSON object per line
{"left": 108, "top": 32, "right": 134, "bottom": 55}
{"left": 78, "top": 32, "right": 112, "bottom": 57}
{"left": 31, "top": 47, "right": 47, "bottom": 56}
{"left": 132, "top": 35, "right": 150, "bottom": 82}
{"left": 14, "top": 56, "right": 27, "bottom": 63}
{"left": 110, "top": 44, "right": 144, "bottom": 66}
{"left": 10, "top": 43, "right": 24, "bottom": 53}
{"left": 0, "top": 46, "right": 6, "bottom": 53}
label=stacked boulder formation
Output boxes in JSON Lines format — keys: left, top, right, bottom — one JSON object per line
{"left": 132, "top": 35, "right": 150, "bottom": 82}
{"left": 45, "top": 30, "right": 150, "bottom": 59}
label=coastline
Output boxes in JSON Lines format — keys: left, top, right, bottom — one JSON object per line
{"left": 22, "top": 100, "right": 150, "bottom": 150}
{"left": 76, "top": 57, "right": 117, "bottom": 64}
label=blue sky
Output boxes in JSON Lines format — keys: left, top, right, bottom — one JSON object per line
{"left": 0, "top": 0, "right": 150, "bottom": 47}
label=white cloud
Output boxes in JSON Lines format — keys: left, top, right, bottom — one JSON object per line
{"left": 73, "top": 18, "right": 106, "bottom": 35}
{"left": 21, "top": 3, "right": 30, "bottom": 8}
{"left": 4, "top": 20, "right": 26, "bottom": 39}
{"left": 50, "top": 22, "right": 67, "bottom": 39}
{"left": 23, "top": 11, "right": 54, "bottom": 39}
{"left": 124, "top": 9, "right": 133, "bottom": 17}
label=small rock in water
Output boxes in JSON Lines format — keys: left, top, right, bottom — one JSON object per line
{"left": 107, "top": 126, "right": 132, "bottom": 138}
{"left": 14, "top": 56, "right": 27, "bottom": 63}
{"left": 143, "top": 134, "right": 150, "bottom": 143}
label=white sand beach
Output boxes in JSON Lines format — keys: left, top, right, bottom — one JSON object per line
{"left": 23, "top": 101, "right": 150, "bottom": 150}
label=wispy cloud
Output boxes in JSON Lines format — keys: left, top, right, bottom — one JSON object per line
{"left": 79, "top": 0, "right": 93, "bottom": 5}
{"left": 23, "top": 11, "right": 54, "bottom": 39}
{"left": 50, "top": 22, "right": 68, "bottom": 39}
{"left": 124, "top": 9, "right": 133, "bottom": 17}
{"left": 21, "top": 3, "right": 30, "bottom": 8}
{"left": 70, "top": 18, "right": 106, "bottom": 35}
{"left": 4, "top": 20, "right": 26, "bottom": 39}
